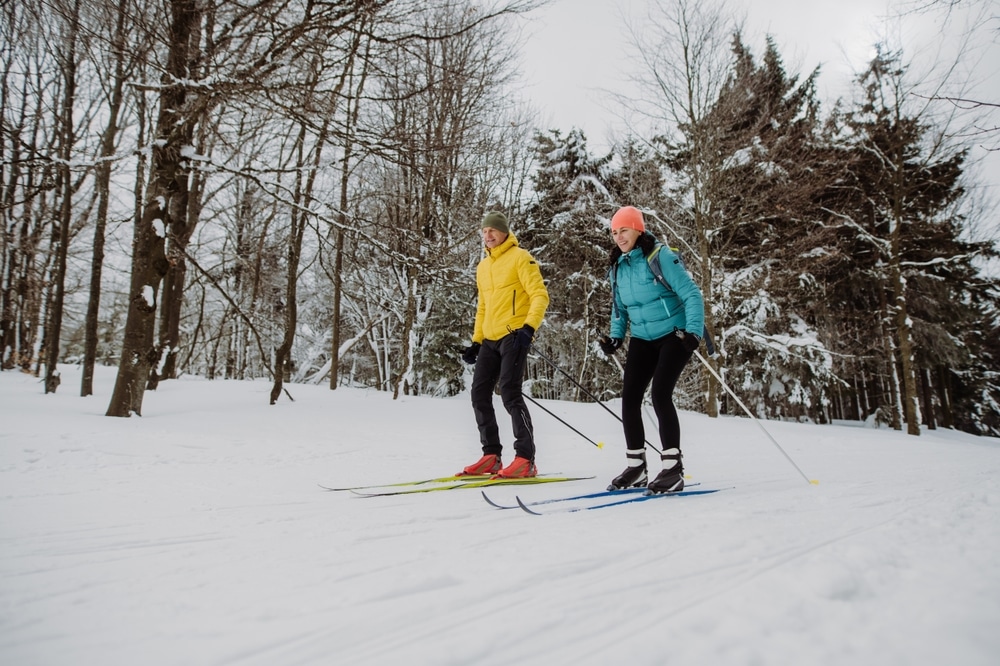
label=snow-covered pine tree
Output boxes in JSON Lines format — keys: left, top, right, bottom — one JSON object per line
{"left": 837, "top": 48, "right": 998, "bottom": 435}
{"left": 668, "top": 35, "right": 840, "bottom": 422}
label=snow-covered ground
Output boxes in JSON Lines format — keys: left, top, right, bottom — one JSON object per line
{"left": 2, "top": 365, "right": 998, "bottom": 666}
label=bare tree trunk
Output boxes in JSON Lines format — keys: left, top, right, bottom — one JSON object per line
{"left": 937, "top": 365, "right": 954, "bottom": 428}
{"left": 889, "top": 169, "right": 921, "bottom": 435}
{"left": 269, "top": 128, "right": 306, "bottom": 404}
{"left": 154, "top": 113, "right": 209, "bottom": 386}
{"left": 83, "top": 0, "right": 128, "bottom": 396}
{"left": 393, "top": 265, "right": 418, "bottom": 399}
{"left": 878, "top": 286, "right": 903, "bottom": 431}
{"left": 330, "top": 203, "right": 346, "bottom": 390}
{"left": 44, "top": 0, "right": 81, "bottom": 394}
{"left": 329, "top": 25, "right": 369, "bottom": 391}
{"left": 920, "top": 367, "right": 936, "bottom": 430}
{"left": 890, "top": 251, "right": 921, "bottom": 435}
{"left": 698, "top": 229, "right": 720, "bottom": 417}
{"left": 271, "top": 104, "right": 328, "bottom": 404}
{"left": 107, "top": 0, "right": 198, "bottom": 416}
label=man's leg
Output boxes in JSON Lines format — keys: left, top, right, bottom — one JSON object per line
{"left": 496, "top": 335, "right": 535, "bottom": 461}
{"left": 470, "top": 340, "right": 503, "bottom": 456}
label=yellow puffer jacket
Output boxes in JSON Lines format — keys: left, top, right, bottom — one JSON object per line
{"left": 473, "top": 233, "right": 549, "bottom": 343}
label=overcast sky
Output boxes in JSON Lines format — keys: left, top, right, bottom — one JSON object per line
{"left": 518, "top": 0, "right": 999, "bottom": 205}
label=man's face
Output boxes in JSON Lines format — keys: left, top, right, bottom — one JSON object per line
{"left": 482, "top": 227, "right": 508, "bottom": 249}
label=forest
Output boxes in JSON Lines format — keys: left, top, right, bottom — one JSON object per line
{"left": 2, "top": 0, "right": 998, "bottom": 436}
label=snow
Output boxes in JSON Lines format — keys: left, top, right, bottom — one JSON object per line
{"left": 2, "top": 365, "right": 999, "bottom": 666}
{"left": 141, "top": 285, "right": 156, "bottom": 308}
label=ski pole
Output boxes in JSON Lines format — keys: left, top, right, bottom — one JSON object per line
{"left": 522, "top": 393, "right": 604, "bottom": 449}
{"left": 528, "top": 343, "right": 620, "bottom": 421}
{"left": 691, "top": 348, "right": 818, "bottom": 486}
{"left": 530, "top": 342, "right": 661, "bottom": 453}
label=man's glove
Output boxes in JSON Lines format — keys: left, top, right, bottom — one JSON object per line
{"left": 461, "top": 342, "right": 481, "bottom": 365}
{"left": 513, "top": 325, "right": 534, "bottom": 350}
{"left": 678, "top": 331, "right": 700, "bottom": 353}
{"left": 599, "top": 336, "right": 622, "bottom": 356}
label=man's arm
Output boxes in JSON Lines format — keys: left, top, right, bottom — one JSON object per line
{"left": 518, "top": 252, "right": 549, "bottom": 330}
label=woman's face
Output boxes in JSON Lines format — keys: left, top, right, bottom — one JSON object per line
{"left": 612, "top": 227, "right": 640, "bottom": 253}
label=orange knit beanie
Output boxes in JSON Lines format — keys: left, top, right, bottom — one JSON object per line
{"left": 611, "top": 206, "right": 645, "bottom": 232}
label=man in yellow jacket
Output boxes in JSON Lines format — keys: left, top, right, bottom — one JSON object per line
{"left": 459, "top": 211, "right": 549, "bottom": 478}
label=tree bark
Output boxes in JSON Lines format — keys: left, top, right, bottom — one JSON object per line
{"left": 45, "top": 0, "right": 81, "bottom": 394}
{"left": 83, "top": 0, "right": 128, "bottom": 396}
{"left": 920, "top": 366, "right": 936, "bottom": 430}
{"left": 107, "top": 0, "right": 198, "bottom": 416}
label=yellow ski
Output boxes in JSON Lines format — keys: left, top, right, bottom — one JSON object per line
{"left": 349, "top": 475, "right": 594, "bottom": 497}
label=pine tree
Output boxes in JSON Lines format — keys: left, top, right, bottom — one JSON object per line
{"left": 668, "top": 35, "right": 839, "bottom": 422}
{"left": 519, "top": 129, "right": 616, "bottom": 401}
{"left": 839, "top": 49, "right": 971, "bottom": 434}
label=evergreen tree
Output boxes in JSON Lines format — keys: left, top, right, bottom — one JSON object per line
{"left": 519, "top": 129, "right": 615, "bottom": 401}
{"left": 838, "top": 48, "right": 975, "bottom": 434}
{"left": 669, "top": 35, "right": 839, "bottom": 421}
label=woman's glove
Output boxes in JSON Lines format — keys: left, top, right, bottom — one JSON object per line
{"left": 599, "top": 336, "right": 622, "bottom": 356}
{"left": 679, "top": 331, "right": 700, "bottom": 353}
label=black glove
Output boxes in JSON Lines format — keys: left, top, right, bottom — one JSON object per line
{"left": 513, "top": 325, "right": 535, "bottom": 350}
{"left": 679, "top": 331, "right": 700, "bottom": 353}
{"left": 461, "top": 342, "right": 481, "bottom": 365}
{"left": 599, "top": 336, "right": 622, "bottom": 356}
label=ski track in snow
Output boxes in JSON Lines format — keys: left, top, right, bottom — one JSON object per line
{"left": 1, "top": 367, "right": 999, "bottom": 666}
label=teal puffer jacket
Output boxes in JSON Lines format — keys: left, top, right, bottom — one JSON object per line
{"left": 610, "top": 245, "right": 705, "bottom": 342}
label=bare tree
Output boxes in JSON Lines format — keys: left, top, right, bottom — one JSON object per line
{"left": 106, "top": 0, "right": 201, "bottom": 416}
{"left": 106, "top": 0, "right": 378, "bottom": 415}
{"left": 359, "top": 2, "right": 529, "bottom": 399}
{"left": 42, "top": 0, "right": 83, "bottom": 394}
{"left": 625, "top": 0, "right": 741, "bottom": 417}
{"left": 81, "top": 0, "right": 146, "bottom": 396}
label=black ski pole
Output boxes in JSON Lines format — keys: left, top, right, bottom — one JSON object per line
{"left": 528, "top": 343, "right": 621, "bottom": 421}
{"left": 528, "top": 343, "right": 661, "bottom": 453}
{"left": 522, "top": 393, "right": 604, "bottom": 449}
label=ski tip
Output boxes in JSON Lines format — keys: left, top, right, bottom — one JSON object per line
{"left": 481, "top": 490, "right": 505, "bottom": 508}
{"left": 596, "top": 441, "right": 605, "bottom": 449}
{"left": 515, "top": 496, "right": 544, "bottom": 516}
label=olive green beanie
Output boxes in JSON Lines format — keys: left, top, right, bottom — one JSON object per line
{"left": 481, "top": 211, "right": 510, "bottom": 234}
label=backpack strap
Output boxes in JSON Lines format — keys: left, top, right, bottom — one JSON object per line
{"left": 647, "top": 244, "right": 717, "bottom": 356}
{"left": 609, "top": 262, "right": 621, "bottom": 320}
{"left": 646, "top": 244, "right": 671, "bottom": 292}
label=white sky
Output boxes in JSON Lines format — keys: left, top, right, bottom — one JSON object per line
{"left": 518, "top": 0, "right": 1000, "bottom": 205}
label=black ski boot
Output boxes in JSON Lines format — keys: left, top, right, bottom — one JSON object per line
{"left": 646, "top": 448, "right": 684, "bottom": 494}
{"left": 607, "top": 448, "right": 646, "bottom": 491}
{"left": 646, "top": 467, "right": 684, "bottom": 494}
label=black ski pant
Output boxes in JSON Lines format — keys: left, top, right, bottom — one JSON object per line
{"left": 621, "top": 334, "right": 693, "bottom": 461}
{"left": 471, "top": 334, "right": 535, "bottom": 461}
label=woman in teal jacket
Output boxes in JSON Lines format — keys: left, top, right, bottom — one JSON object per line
{"left": 599, "top": 206, "right": 705, "bottom": 494}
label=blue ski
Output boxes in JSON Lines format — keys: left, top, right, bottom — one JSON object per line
{"left": 515, "top": 487, "right": 728, "bottom": 515}
{"left": 481, "top": 483, "right": 700, "bottom": 510}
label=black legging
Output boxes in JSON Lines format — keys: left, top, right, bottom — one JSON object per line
{"left": 621, "top": 334, "right": 693, "bottom": 455}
